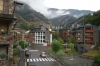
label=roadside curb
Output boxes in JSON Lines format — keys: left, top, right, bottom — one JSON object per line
{"left": 47, "top": 52, "right": 64, "bottom": 66}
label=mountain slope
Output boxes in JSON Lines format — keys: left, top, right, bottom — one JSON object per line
{"left": 14, "top": 2, "right": 94, "bottom": 27}
{"left": 48, "top": 8, "right": 94, "bottom": 18}
{"left": 50, "top": 15, "right": 77, "bottom": 26}
{"left": 47, "top": 8, "right": 93, "bottom": 26}
{"left": 15, "top": 2, "right": 53, "bottom": 28}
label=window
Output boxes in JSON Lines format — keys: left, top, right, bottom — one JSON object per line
{"left": 77, "top": 38, "right": 80, "bottom": 40}
{"left": 77, "top": 33, "right": 80, "bottom": 35}
{"left": 0, "top": 0, "right": 3, "bottom": 11}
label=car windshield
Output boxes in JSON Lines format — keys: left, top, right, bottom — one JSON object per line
{"left": 42, "top": 52, "right": 46, "bottom": 54}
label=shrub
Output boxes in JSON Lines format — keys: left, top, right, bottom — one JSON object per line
{"left": 13, "top": 44, "right": 18, "bottom": 48}
{"left": 13, "top": 49, "right": 19, "bottom": 57}
{"left": 0, "top": 53, "right": 7, "bottom": 59}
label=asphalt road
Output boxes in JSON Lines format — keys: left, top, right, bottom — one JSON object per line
{"left": 26, "top": 45, "right": 61, "bottom": 66}
{"left": 18, "top": 50, "right": 25, "bottom": 66}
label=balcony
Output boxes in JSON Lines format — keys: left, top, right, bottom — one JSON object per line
{"left": 74, "top": 35, "right": 80, "bottom": 38}
{"left": 85, "top": 40, "right": 94, "bottom": 43}
{"left": 85, "top": 30, "right": 94, "bottom": 32}
{"left": 77, "top": 40, "right": 80, "bottom": 42}
{"left": 76, "top": 35, "right": 81, "bottom": 38}
{"left": 0, "top": 34, "right": 14, "bottom": 45}
{"left": 0, "top": 14, "right": 16, "bottom": 20}
{"left": 85, "top": 35, "right": 94, "bottom": 38}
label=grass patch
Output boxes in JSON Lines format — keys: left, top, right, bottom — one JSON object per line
{"left": 47, "top": 47, "right": 78, "bottom": 57}
{"left": 47, "top": 47, "right": 66, "bottom": 57}
{"left": 65, "top": 48, "right": 78, "bottom": 56}
{"left": 82, "top": 50, "right": 100, "bottom": 57}
{"left": 82, "top": 44, "right": 100, "bottom": 57}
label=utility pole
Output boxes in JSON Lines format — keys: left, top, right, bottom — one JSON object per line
{"left": 83, "top": 18, "right": 85, "bottom": 53}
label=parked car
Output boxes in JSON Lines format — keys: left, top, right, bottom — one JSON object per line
{"left": 40, "top": 52, "right": 46, "bottom": 58}
{"left": 28, "top": 62, "right": 36, "bottom": 66}
{"left": 25, "top": 48, "right": 28, "bottom": 51}
{"left": 25, "top": 50, "right": 29, "bottom": 56}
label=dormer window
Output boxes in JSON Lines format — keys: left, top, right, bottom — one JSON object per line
{"left": 0, "top": 0, "right": 3, "bottom": 11}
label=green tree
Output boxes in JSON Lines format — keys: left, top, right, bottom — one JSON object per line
{"left": 20, "top": 23, "right": 28, "bottom": 30}
{"left": 51, "top": 39, "right": 61, "bottom": 54}
{"left": 18, "top": 40, "right": 28, "bottom": 49}
{"left": 84, "top": 13, "right": 93, "bottom": 24}
{"left": 84, "top": 10, "right": 100, "bottom": 26}
{"left": 28, "top": 24, "right": 34, "bottom": 29}
{"left": 68, "top": 35, "right": 76, "bottom": 44}
{"left": 92, "top": 54, "right": 100, "bottom": 66}
{"left": 58, "top": 38, "right": 64, "bottom": 49}
{"left": 52, "top": 32, "right": 60, "bottom": 40}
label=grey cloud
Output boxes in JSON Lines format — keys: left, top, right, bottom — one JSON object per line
{"left": 17, "top": 0, "right": 70, "bottom": 19}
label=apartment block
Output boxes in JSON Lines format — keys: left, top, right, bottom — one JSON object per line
{"left": 28, "top": 25, "right": 52, "bottom": 45}
{"left": 71, "top": 24, "right": 99, "bottom": 45}
{"left": 70, "top": 23, "right": 100, "bottom": 53}
{"left": 59, "top": 27, "right": 70, "bottom": 43}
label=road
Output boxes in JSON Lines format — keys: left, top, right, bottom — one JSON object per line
{"left": 26, "top": 45, "right": 61, "bottom": 66}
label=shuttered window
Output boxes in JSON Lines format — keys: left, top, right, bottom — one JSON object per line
{"left": 0, "top": 0, "right": 3, "bottom": 11}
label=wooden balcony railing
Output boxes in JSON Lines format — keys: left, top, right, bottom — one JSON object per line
{"left": 85, "top": 40, "right": 94, "bottom": 43}
{"left": 85, "top": 30, "right": 94, "bottom": 32}
{"left": 85, "top": 35, "right": 94, "bottom": 38}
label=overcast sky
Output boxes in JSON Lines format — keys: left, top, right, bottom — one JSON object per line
{"left": 18, "top": 0, "right": 100, "bottom": 18}
{"left": 19, "top": 0, "right": 100, "bottom": 11}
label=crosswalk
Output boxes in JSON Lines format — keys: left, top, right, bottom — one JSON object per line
{"left": 27, "top": 58, "right": 56, "bottom": 62}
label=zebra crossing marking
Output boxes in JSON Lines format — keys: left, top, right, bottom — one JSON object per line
{"left": 30, "top": 59, "right": 32, "bottom": 62}
{"left": 45, "top": 58, "right": 48, "bottom": 61}
{"left": 42, "top": 58, "right": 45, "bottom": 61}
{"left": 50, "top": 58, "right": 55, "bottom": 61}
{"left": 36, "top": 58, "right": 39, "bottom": 61}
{"left": 33, "top": 58, "right": 36, "bottom": 62}
{"left": 27, "top": 59, "right": 29, "bottom": 62}
{"left": 39, "top": 58, "right": 42, "bottom": 61}
{"left": 27, "top": 58, "right": 56, "bottom": 62}
{"left": 47, "top": 58, "right": 51, "bottom": 61}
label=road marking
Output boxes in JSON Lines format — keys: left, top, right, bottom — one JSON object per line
{"left": 50, "top": 58, "right": 55, "bottom": 61}
{"left": 27, "top": 58, "right": 56, "bottom": 62}
{"left": 29, "top": 50, "right": 38, "bottom": 51}
{"left": 36, "top": 58, "right": 39, "bottom": 61}
{"left": 47, "top": 58, "right": 51, "bottom": 61}
{"left": 42, "top": 58, "right": 45, "bottom": 61}
{"left": 38, "top": 58, "right": 41, "bottom": 61}
{"left": 33, "top": 58, "right": 36, "bottom": 62}
{"left": 45, "top": 58, "right": 48, "bottom": 61}
{"left": 27, "top": 59, "right": 29, "bottom": 62}
{"left": 30, "top": 59, "right": 32, "bottom": 62}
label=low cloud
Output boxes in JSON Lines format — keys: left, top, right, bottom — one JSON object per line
{"left": 73, "top": 13, "right": 84, "bottom": 18}
{"left": 18, "top": 0, "right": 70, "bottom": 19}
